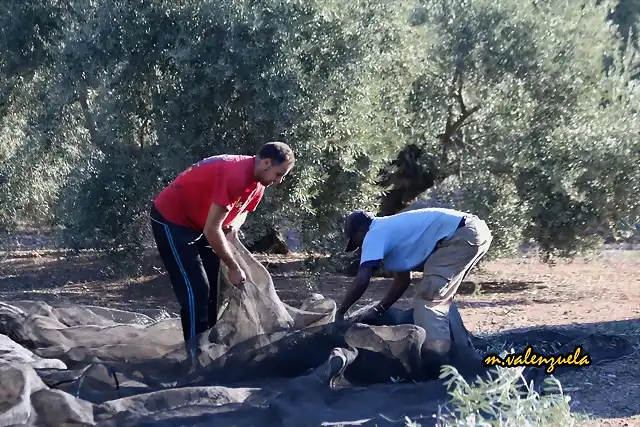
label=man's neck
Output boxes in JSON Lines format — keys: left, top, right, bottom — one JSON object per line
{"left": 252, "top": 156, "right": 262, "bottom": 182}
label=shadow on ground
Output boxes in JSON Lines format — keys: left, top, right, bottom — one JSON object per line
{"left": 0, "top": 250, "right": 162, "bottom": 285}
{"left": 458, "top": 280, "right": 545, "bottom": 295}
{"left": 2, "top": 249, "right": 550, "bottom": 314}
{"left": 0, "top": 250, "right": 176, "bottom": 311}
{"left": 458, "top": 298, "right": 555, "bottom": 309}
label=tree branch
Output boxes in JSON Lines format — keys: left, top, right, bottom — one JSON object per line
{"left": 137, "top": 117, "right": 149, "bottom": 159}
{"left": 77, "top": 86, "right": 102, "bottom": 151}
{"left": 59, "top": 0, "right": 85, "bottom": 23}
{"left": 436, "top": 73, "right": 481, "bottom": 146}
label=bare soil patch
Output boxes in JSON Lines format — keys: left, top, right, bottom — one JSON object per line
{"left": 1, "top": 238, "right": 639, "bottom": 426}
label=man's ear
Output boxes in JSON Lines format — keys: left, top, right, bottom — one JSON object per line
{"left": 260, "top": 158, "right": 272, "bottom": 169}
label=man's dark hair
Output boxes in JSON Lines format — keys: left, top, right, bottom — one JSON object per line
{"left": 257, "top": 142, "right": 295, "bottom": 165}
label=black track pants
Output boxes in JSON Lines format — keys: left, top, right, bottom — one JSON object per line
{"left": 150, "top": 204, "right": 220, "bottom": 344}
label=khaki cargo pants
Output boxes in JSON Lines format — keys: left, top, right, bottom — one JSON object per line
{"left": 412, "top": 215, "right": 492, "bottom": 354}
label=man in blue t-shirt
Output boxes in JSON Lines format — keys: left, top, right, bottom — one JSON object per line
{"left": 336, "top": 204, "right": 492, "bottom": 371}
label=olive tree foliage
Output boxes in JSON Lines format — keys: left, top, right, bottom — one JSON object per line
{"left": 0, "top": 0, "right": 412, "bottom": 264}
{"left": 376, "top": 0, "right": 640, "bottom": 260}
{"left": 0, "top": 2, "right": 88, "bottom": 230}
{"left": 1, "top": 0, "right": 638, "bottom": 267}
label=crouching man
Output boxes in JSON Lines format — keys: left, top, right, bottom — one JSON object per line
{"left": 336, "top": 206, "right": 492, "bottom": 376}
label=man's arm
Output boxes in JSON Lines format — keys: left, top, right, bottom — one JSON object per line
{"left": 203, "top": 202, "right": 240, "bottom": 272}
{"left": 377, "top": 271, "right": 412, "bottom": 311}
{"left": 336, "top": 262, "right": 377, "bottom": 318}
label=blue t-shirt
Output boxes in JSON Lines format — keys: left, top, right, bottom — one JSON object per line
{"left": 360, "top": 208, "right": 467, "bottom": 272}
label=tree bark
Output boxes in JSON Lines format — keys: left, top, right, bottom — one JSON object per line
{"left": 77, "top": 88, "right": 102, "bottom": 151}
{"left": 247, "top": 226, "right": 290, "bottom": 255}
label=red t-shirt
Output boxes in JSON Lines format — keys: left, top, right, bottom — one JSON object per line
{"left": 153, "top": 155, "right": 264, "bottom": 231}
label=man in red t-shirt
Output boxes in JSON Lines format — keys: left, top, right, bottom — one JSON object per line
{"left": 149, "top": 142, "right": 295, "bottom": 345}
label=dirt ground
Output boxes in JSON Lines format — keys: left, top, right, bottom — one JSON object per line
{"left": 1, "top": 233, "right": 639, "bottom": 426}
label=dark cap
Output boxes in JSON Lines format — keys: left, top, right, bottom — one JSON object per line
{"left": 343, "top": 210, "right": 375, "bottom": 252}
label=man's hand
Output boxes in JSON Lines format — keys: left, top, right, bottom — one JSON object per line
{"left": 204, "top": 203, "right": 244, "bottom": 282}
{"left": 228, "top": 266, "right": 246, "bottom": 286}
{"left": 354, "top": 302, "right": 386, "bottom": 325}
{"left": 222, "top": 226, "right": 238, "bottom": 238}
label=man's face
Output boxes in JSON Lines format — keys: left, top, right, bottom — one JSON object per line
{"left": 256, "top": 158, "right": 294, "bottom": 186}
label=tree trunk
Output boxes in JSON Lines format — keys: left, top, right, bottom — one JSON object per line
{"left": 247, "top": 226, "right": 290, "bottom": 255}
{"left": 78, "top": 88, "right": 102, "bottom": 151}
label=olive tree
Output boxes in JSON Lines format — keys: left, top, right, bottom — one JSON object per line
{"left": 376, "top": 0, "right": 640, "bottom": 260}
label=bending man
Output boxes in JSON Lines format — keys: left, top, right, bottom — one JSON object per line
{"left": 336, "top": 206, "right": 492, "bottom": 374}
{"left": 150, "top": 142, "right": 294, "bottom": 344}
